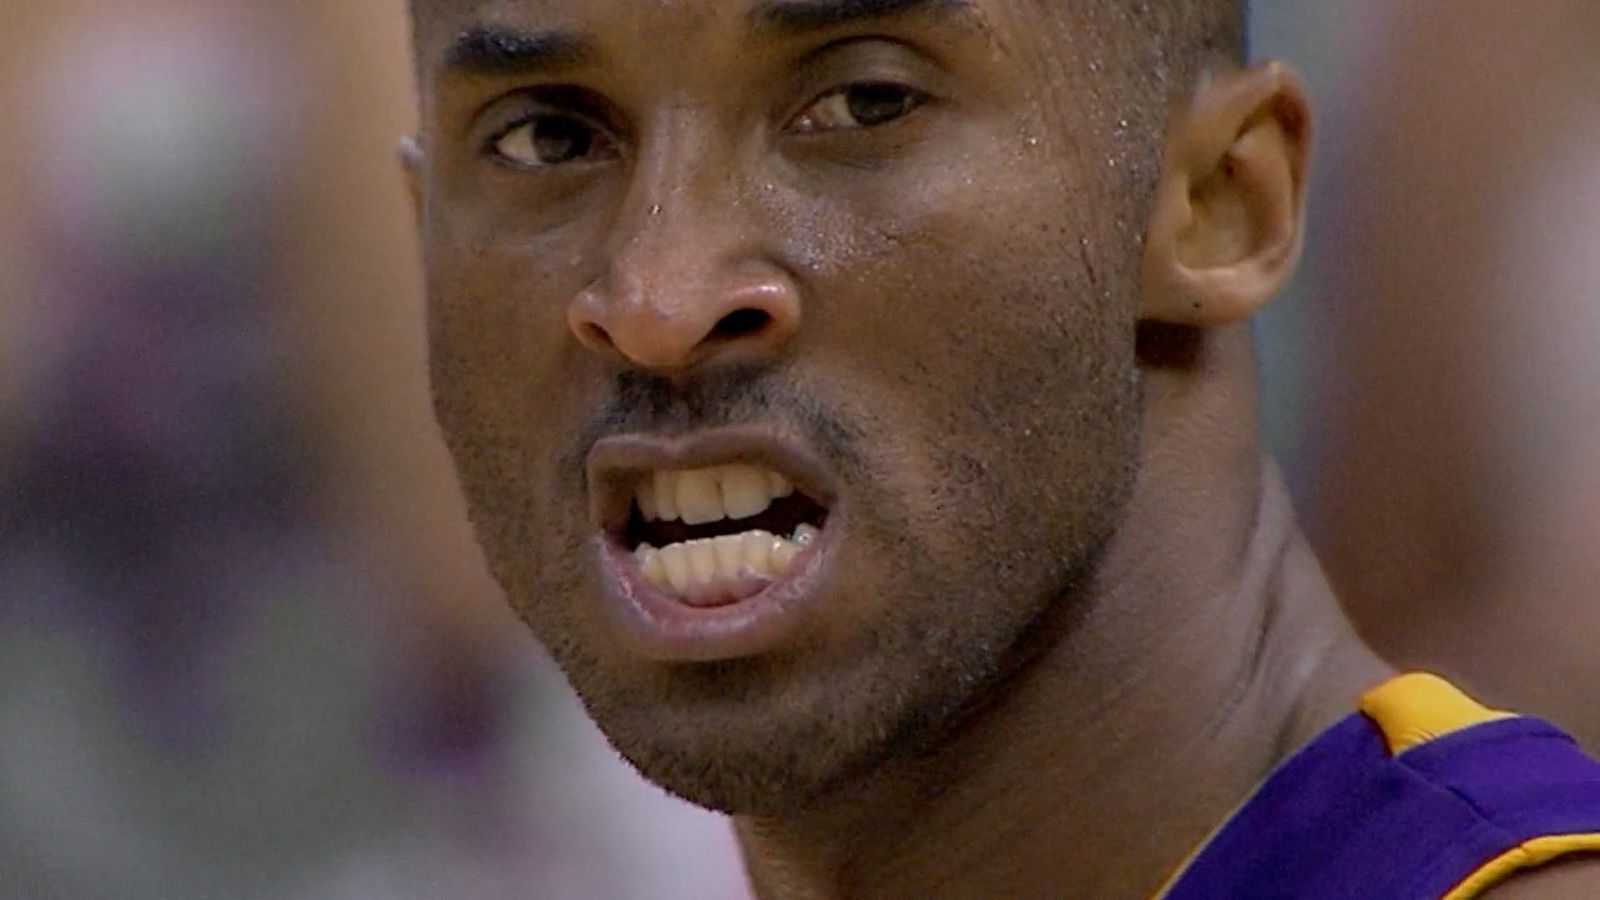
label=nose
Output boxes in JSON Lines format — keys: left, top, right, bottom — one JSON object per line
{"left": 567, "top": 219, "right": 801, "bottom": 374}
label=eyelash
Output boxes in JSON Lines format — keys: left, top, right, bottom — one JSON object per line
{"left": 788, "top": 80, "right": 931, "bottom": 135}
{"left": 481, "top": 78, "right": 932, "bottom": 169}
{"left": 482, "top": 108, "right": 613, "bottom": 167}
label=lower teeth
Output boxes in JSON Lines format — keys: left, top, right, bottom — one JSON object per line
{"left": 636, "top": 524, "right": 820, "bottom": 602}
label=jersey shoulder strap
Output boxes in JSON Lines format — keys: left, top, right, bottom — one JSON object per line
{"left": 1158, "top": 673, "right": 1600, "bottom": 899}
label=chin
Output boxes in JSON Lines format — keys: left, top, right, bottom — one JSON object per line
{"left": 558, "top": 609, "right": 1014, "bottom": 817}
{"left": 561, "top": 655, "right": 873, "bottom": 815}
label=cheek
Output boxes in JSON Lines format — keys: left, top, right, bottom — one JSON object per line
{"left": 423, "top": 218, "right": 601, "bottom": 551}
{"left": 424, "top": 200, "right": 596, "bottom": 422}
{"left": 788, "top": 163, "right": 1138, "bottom": 555}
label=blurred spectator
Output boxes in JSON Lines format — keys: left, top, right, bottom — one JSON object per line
{"left": 0, "top": 3, "right": 741, "bottom": 898}
{"left": 1296, "top": 1, "right": 1600, "bottom": 747}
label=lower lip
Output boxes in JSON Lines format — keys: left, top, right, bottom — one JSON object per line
{"left": 594, "top": 529, "right": 832, "bottom": 663}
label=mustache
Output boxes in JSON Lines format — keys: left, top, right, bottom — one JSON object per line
{"left": 563, "top": 365, "right": 867, "bottom": 477}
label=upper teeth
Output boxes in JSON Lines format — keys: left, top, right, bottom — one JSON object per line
{"left": 637, "top": 465, "right": 795, "bottom": 525}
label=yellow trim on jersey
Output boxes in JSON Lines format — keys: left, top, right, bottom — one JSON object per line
{"left": 1443, "top": 833, "right": 1600, "bottom": 899}
{"left": 1357, "top": 672, "right": 1516, "bottom": 755}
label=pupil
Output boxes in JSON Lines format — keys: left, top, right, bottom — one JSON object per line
{"left": 846, "top": 85, "right": 910, "bottom": 126}
{"left": 533, "top": 116, "right": 592, "bottom": 163}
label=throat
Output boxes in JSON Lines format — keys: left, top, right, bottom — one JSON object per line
{"left": 731, "top": 661, "right": 1287, "bottom": 900}
{"left": 732, "top": 463, "right": 1391, "bottom": 899}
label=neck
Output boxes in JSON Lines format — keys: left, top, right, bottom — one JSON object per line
{"left": 734, "top": 329, "right": 1392, "bottom": 899}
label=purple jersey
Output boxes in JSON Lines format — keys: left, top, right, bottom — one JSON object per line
{"left": 1159, "top": 674, "right": 1600, "bottom": 899}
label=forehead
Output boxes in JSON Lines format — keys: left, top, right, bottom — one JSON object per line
{"left": 411, "top": 0, "right": 1025, "bottom": 71}
{"left": 415, "top": 0, "right": 988, "bottom": 30}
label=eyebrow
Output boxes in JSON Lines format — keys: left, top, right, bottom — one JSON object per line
{"left": 442, "top": 25, "right": 597, "bottom": 77}
{"left": 749, "top": 0, "right": 974, "bottom": 36}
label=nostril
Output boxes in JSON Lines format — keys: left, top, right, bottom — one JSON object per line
{"left": 711, "top": 308, "right": 772, "bottom": 341}
{"left": 582, "top": 322, "right": 614, "bottom": 349}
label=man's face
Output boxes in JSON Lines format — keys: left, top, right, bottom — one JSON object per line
{"left": 416, "top": 0, "right": 1147, "bottom": 814}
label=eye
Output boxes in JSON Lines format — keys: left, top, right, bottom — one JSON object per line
{"left": 490, "top": 113, "right": 616, "bottom": 168}
{"left": 791, "top": 82, "right": 929, "bottom": 135}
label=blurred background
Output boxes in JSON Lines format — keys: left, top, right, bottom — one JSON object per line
{"left": 0, "top": 2, "right": 1595, "bottom": 897}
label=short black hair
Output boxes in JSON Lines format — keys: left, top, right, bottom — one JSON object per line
{"left": 1124, "top": 0, "right": 1251, "bottom": 94}
{"left": 408, "top": 0, "right": 1250, "bottom": 64}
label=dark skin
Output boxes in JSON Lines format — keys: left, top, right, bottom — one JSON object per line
{"left": 406, "top": 0, "right": 1598, "bottom": 895}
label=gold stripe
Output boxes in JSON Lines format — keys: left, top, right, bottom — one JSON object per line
{"left": 1358, "top": 672, "right": 1515, "bottom": 755}
{"left": 1443, "top": 833, "right": 1600, "bottom": 899}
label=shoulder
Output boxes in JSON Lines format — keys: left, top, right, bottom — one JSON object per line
{"left": 1479, "top": 855, "right": 1600, "bottom": 899}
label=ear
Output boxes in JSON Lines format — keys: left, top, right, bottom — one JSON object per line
{"left": 1140, "top": 61, "right": 1311, "bottom": 327}
{"left": 398, "top": 134, "right": 425, "bottom": 223}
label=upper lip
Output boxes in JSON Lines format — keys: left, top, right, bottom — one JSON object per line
{"left": 586, "top": 425, "right": 839, "bottom": 535}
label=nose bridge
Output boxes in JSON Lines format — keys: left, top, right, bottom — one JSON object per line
{"left": 615, "top": 109, "right": 738, "bottom": 271}
{"left": 569, "top": 110, "right": 800, "bottom": 373}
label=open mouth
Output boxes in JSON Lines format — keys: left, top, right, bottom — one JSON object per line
{"left": 622, "top": 464, "right": 830, "bottom": 608}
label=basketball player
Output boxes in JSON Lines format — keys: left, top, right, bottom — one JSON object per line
{"left": 403, "top": 0, "right": 1600, "bottom": 895}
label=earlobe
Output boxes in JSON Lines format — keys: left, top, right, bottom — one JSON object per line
{"left": 1140, "top": 61, "right": 1311, "bottom": 328}
{"left": 398, "top": 134, "right": 426, "bottom": 223}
